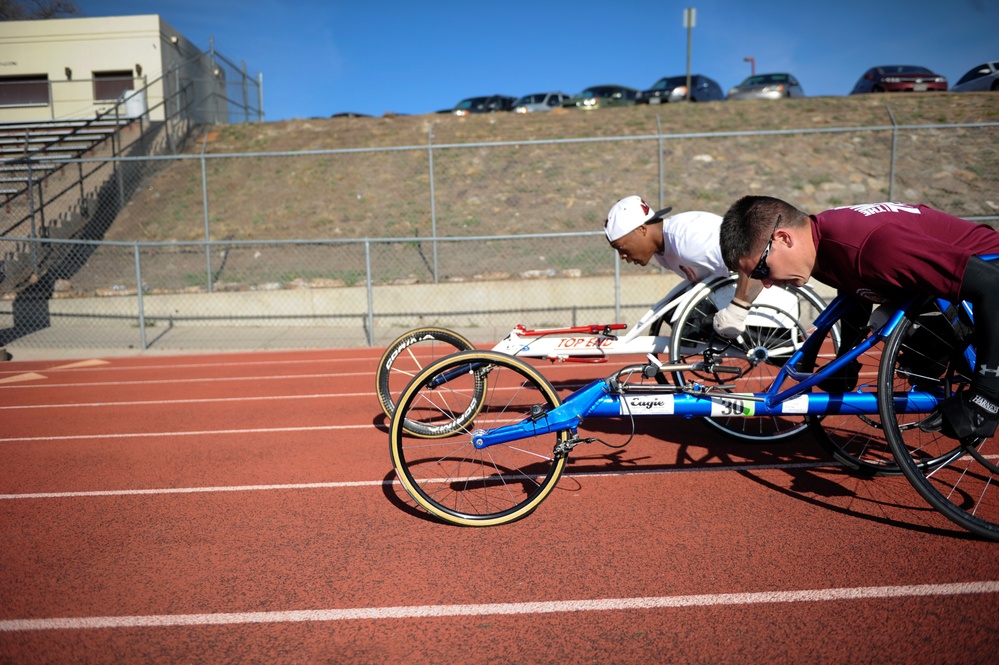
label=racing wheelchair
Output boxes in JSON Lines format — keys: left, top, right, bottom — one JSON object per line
{"left": 387, "top": 270, "right": 999, "bottom": 541}
{"left": 377, "top": 275, "right": 834, "bottom": 444}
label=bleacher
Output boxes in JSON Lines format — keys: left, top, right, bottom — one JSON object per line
{"left": 0, "top": 115, "right": 142, "bottom": 294}
{"left": 0, "top": 118, "right": 128, "bottom": 206}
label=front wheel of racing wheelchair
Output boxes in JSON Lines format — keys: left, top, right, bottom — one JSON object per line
{"left": 389, "top": 350, "right": 570, "bottom": 526}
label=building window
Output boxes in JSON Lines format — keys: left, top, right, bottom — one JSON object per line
{"left": 0, "top": 75, "right": 50, "bottom": 106}
{"left": 93, "top": 70, "right": 134, "bottom": 102}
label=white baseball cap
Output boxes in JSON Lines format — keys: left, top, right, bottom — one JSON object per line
{"left": 604, "top": 195, "right": 673, "bottom": 242}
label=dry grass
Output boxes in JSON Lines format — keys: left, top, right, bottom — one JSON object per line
{"left": 105, "top": 93, "right": 999, "bottom": 243}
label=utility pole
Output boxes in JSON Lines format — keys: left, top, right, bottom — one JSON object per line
{"left": 744, "top": 56, "right": 756, "bottom": 76}
{"left": 683, "top": 8, "right": 696, "bottom": 101}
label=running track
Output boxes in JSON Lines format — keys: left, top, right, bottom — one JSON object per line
{"left": 1, "top": 348, "right": 997, "bottom": 663}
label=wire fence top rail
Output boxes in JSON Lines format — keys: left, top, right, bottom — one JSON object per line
{"left": 12, "top": 119, "right": 999, "bottom": 163}
{"left": 1, "top": 231, "right": 607, "bottom": 248}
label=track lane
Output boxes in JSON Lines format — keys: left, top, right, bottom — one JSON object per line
{"left": 3, "top": 469, "right": 995, "bottom": 618}
{"left": 2, "top": 349, "right": 998, "bottom": 663}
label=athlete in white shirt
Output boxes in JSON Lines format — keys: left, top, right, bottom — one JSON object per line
{"left": 604, "top": 195, "right": 761, "bottom": 338}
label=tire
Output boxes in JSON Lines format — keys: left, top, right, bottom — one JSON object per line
{"left": 376, "top": 327, "right": 474, "bottom": 430}
{"left": 804, "top": 304, "right": 963, "bottom": 476}
{"left": 389, "top": 350, "right": 569, "bottom": 526}
{"left": 879, "top": 306, "right": 998, "bottom": 540}
{"left": 667, "top": 278, "right": 831, "bottom": 442}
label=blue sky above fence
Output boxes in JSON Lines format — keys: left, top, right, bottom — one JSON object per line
{"left": 77, "top": 0, "right": 999, "bottom": 121}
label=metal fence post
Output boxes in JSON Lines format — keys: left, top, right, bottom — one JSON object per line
{"left": 614, "top": 251, "right": 621, "bottom": 322}
{"left": 257, "top": 72, "right": 265, "bottom": 122}
{"left": 201, "top": 134, "right": 213, "bottom": 292}
{"left": 428, "top": 126, "right": 439, "bottom": 283}
{"left": 134, "top": 242, "right": 148, "bottom": 350}
{"left": 77, "top": 160, "right": 85, "bottom": 214}
{"left": 241, "top": 60, "right": 249, "bottom": 124}
{"left": 886, "top": 104, "right": 898, "bottom": 202}
{"left": 167, "top": 68, "right": 179, "bottom": 154}
{"left": 365, "top": 239, "right": 375, "bottom": 346}
{"left": 115, "top": 105, "right": 125, "bottom": 210}
{"left": 656, "top": 114, "right": 665, "bottom": 209}
{"left": 25, "top": 153, "right": 39, "bottom": 274}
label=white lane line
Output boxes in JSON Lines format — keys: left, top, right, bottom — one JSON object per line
{"left": 0, "top": 480, "right": 387, "bottom": 499}
{"left": 0, "top": 372, "right": 372, "bottom": 389}
{"left": 0, "top": 361, "right": 582, "bottom": 389}
{"left": 0, "top": 393, "right": 370, "bottom": 410}
{"left": 2, "top": 581, "right": 997, "bottom": 632}
{"left": 0, "top": 424, "right": 377, "bottom": 443}
{"left": 0, "top": 461, "right": 835, "bottom": 500}
{"left": 0, "top": 355, "right": 383, "bottom": 377}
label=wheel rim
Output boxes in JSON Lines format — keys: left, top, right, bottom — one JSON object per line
{"left": 375, "top": 328, "right": 474, "bottom": 435}
{"left": 879, "top": 312, "right": 999, "bottom": 540}
{"left": 390, "top": 351, "right": 568, "bottom": 526}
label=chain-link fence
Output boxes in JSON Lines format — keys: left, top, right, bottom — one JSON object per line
{"left": 1, "top": 113, "right": 997, "bottom": 355}
{"left": 88, "top": 119, "right": 999, "bottom": 248}
{"left": 0, "top": 233, "right": 650, "bottom": 353}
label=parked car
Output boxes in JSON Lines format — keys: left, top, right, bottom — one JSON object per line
{"left": 452, "top": 95, "right": 517, "bottom": 116}
{"left": 849, "top": 65, "right": 947, "bottom": 94}
{"left": 727, "top": 73, "right": 804, "bottom": 100}
{"left": 562, "top": 85, "right": 640, "bottom": 109}
{"left": 512, "top": 91, "right": 571, "bottom": 113}
{"left": 639, "top": 74, "right": 723, "bottom": 103}
{"left": 952, "top": 61, "right": 999, "bottom": 92}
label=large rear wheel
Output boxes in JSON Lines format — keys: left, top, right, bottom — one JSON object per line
{"left": 805, "top": 305, "right": 962, "bottom": 476}
{"left": 879, "top": 307, "right": 996, "bottom": 540}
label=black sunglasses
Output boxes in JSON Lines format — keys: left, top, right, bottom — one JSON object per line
{"left": 750, "top": 215, "right": 782, "bottom": 280}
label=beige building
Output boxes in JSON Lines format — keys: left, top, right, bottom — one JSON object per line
{"left": 0, "top": 14, "right": 233, "bottom": 123}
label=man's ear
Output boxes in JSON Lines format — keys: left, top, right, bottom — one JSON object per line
{"left": 776, "top": 227, "right": 793, "bottom": 247}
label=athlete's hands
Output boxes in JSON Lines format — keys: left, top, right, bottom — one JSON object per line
{"left": 712, "top": 298, "right": 751, "bottom": 339}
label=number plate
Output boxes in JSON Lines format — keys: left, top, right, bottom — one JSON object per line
{"left": 710, "top": 396, "right": 755, "bottom": 417}
{"left": 913, "top": 82, "right": 928, "bottom": 91}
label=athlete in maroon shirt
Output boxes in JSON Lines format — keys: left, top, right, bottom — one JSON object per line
{"left": 719, "top": 195, "right": 999, "bottom": 442}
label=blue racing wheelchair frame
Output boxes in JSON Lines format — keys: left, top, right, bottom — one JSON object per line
{"left": 389, "top": 258, "right": 996, "bottom": 540}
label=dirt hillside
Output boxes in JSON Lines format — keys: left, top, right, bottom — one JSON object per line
{"left": 105, "top": 93, "right": 998, "bottom": 243}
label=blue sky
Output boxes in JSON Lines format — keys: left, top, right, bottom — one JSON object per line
{"left": 76, "top": 0, "right": 998, "bottom": 121}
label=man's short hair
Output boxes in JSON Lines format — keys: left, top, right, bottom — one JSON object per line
{"left": 720, "top": 196, "right": 802, "bottom": 271}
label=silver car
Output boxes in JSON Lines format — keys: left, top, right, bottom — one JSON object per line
{"left": 512, "top": 92, "right": 571, "bottom": 113}
{"left": 952, "top": 62, "right": 999, "bottom": 92}
{"left": 727, "top": 72, "right": 804, "bottom": 100}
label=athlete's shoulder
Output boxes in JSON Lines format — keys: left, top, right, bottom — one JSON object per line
{"left": 666, "top": 210, "right": 722, "bottom": 224}
{"left": 821, "top": 202, "right": 924, "bottom": 220}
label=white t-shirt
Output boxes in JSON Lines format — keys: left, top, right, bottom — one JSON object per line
{"left": 653, "top": 210, "right": 729, "bottom": 282}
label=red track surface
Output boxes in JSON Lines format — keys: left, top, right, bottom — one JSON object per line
{"left": 1, "top": 349, "right": 998, "bottom": 663}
